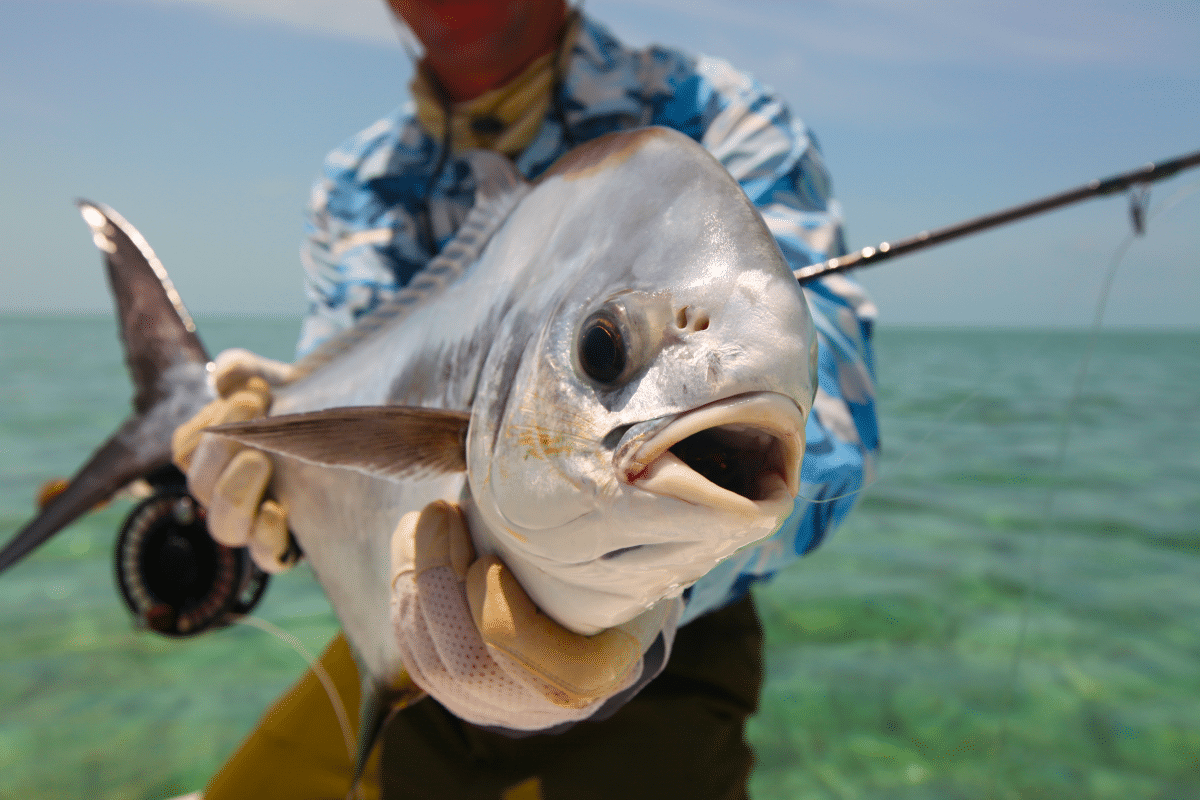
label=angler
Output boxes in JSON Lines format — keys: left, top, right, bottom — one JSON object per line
{"left": 1, "top": 3, "right": 878, "bottom": 798}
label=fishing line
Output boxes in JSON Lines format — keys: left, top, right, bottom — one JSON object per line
{"left": 797, "top": 387, "right": 985, "bottom": 506}
{"left": 987, "top": 179, "right": 1200, "bottom": 793}
{"left": 795, "top": 151, "right": 1200, "bottom": 510}
{"left": 799, "top": 176, "right": 1200, "bottom": 511}
{"left": 788, "top": 176, "right": 1199, "bottom": 791}
{"left": 231, "top": 614, "right": 361, "bottom": 796}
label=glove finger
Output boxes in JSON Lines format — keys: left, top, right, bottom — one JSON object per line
{"left": 391, "top": 593, "right": 518, "bottom": 725}
{"left": 413, "top": 565, "right": 486, "bottom": 680}
{"left": 207, "top": 449, "right": 273, "bottom": 547}
{"left": 186, "top": 433, "right": 241, "bottom": 507}
{"left": 172, "top": 398, "right": 234, "bottom": 472}
{"left": 389, "top": 505, "right": 609, "bottom": 729}
{"left": 392, "top": 503, "right": 509, "bottom": 702}
{"left": 230, "top": 376, "right": 271, "bottom": 407}
{"left": 390, "top": 511, "right": 420, "bottom": 592}
{"left": 410, "top": 563, "right": 582, "bottom": 721}
{"left": 395, "top": 501, "right": 474, "bottom": 586}
{"left": 466, "top": 556, "right": 641, "bottom": 702}
{"left": 486, "top": 645, "right": 631, "bottom": 710}
{"left": 182, "top": 388, "right": 272, "bottom": 504}
{"left": 220, "top": 387, "right": 271, "bottom": 422}
{"left": 213, "top": 348, "right": 295, "bottom": 396}
{"left": 247, "top": 500, "right": 298, "bottom": 573}
{"left": 173, "top": 389, "right": 269, "bottom": 476}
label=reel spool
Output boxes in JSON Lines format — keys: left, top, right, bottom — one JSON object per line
{"left": 115, "top": 483, "right": 268, "bottom": 637}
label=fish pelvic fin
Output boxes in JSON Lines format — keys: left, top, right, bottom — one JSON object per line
{"left": 291, "top": 150, "right": 530, "bottom": 380}
{"left": 351, "top": 673, "right": 425, "bottom": 797}
{"left": 208, "top": 406, "right": 471, "bottom": 481}
{"left": 1, "top": 202, "right": 214, "bottom": 573}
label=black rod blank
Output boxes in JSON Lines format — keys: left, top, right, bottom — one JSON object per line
{"left": 795, "top": 148, "right": 1200, "bottom": 284}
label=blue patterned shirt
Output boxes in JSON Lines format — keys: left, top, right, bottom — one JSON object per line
{"left": 298, "top": 14, "right": 879, "bottom": 624}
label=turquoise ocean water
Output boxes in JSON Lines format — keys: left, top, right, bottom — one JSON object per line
{"left": 1, "top": 315, "right": 1197, "bottom": 799}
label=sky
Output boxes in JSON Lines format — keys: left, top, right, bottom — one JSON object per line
{"left": 1, "top": 0, "right": 1197, "bottom": 331}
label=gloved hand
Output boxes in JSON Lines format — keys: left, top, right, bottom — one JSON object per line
{"left": 391, "top": 500, "right": 680, "bottom": 730}
{"left": 172, "top": 349, "right": 298, "bottom": 573}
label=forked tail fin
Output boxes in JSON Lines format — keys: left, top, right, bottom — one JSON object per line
{"left": 0, "top": 201, "right": 215, "bottom": 573}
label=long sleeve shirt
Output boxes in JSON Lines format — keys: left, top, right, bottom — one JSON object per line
{"left": 297, "top": 13, "right": 879, "bottom": 625}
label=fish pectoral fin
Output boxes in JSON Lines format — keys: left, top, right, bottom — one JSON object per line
{"left": 207, "top": 406, "right": 470, "bottom": 480}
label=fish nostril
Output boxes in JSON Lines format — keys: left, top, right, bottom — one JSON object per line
{"left": 674, "top": 306, "right": 710, "bottom": 332}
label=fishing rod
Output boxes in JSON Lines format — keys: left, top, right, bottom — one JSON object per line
{"left": 795, "top": 147, "right": 1200, "bottom": 284}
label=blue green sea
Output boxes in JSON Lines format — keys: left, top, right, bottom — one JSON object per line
{"left": 1, "top": 315, "right": 1197, "bottom": 799}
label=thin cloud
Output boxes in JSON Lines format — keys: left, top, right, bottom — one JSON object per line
{"left": 131, "top": 0, "right": 1198, "bottom": 74}
{"left": 137, "top": 0, "right": 403, "bottom": 46}
{"left": 596, "top": 0, "right": 1198, "bottom": 72}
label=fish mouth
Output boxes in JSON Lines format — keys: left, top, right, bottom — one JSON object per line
{"left": 612, "top": 392, "right": 804, "bottom": 517}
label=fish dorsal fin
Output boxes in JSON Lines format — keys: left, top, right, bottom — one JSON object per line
{"left": 207, "top": 406, "right": 470, "bottom": 480}
{"left": 77, "top": 200, "right": 210, "bottom": 413}
{"left": 291, "top": 150, "right": 530, "bottom": 380}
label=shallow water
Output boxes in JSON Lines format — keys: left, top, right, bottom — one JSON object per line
{"left": 1, "top": 316, "right": 1197, "bottom": 798}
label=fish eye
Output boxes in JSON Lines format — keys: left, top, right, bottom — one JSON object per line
{"left": 578, "top": 312, "right": 627, "bottom": 385}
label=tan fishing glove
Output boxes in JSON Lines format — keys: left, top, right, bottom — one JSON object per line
{"left": 172, "top": 349, "right": 298, "bottom": 573}
{"left": 390, "top": 500, "right": 682, "bottom": 730}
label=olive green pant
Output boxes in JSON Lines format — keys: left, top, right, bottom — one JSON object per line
{"left": 379, "top": 595, "right": 764, "bottom": 800}
{"left": 206, "top": 596, "right": 762, "bottom": 800}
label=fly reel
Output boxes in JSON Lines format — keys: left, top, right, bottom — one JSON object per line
{"left": 115, "top": 469, "right": 268, "bottom": 637}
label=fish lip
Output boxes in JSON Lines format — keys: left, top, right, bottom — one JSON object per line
{"left": 611, "top": 391, "right": 804, "bottom": 518}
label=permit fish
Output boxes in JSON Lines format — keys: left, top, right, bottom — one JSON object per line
{"left": 1, "top": 126, "right": 816, "bottom": 764}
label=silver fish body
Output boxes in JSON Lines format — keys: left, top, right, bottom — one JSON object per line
{"left": 0, "top": 127, "right": 817, "bottom": 739}
{"left": 265, "top": 127, "right": 817, "bottom": 687}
